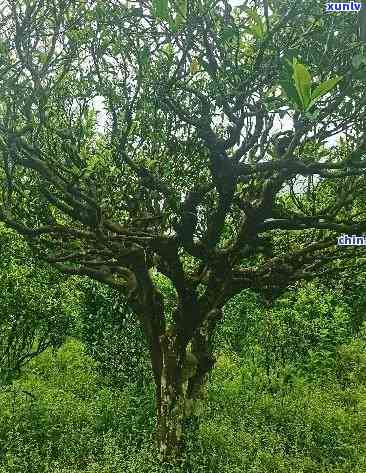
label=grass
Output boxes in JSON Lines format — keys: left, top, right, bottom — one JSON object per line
{"left": 0, "top": 337, "right": 365, "bottom": 473}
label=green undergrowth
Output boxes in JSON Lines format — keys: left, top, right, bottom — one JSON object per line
{"left": 0, "top": 336, "right": 365, "bottom": 473}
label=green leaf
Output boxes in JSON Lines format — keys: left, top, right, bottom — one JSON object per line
{"left": 175, "top": 0, "right": 187, "bottom": 27}
{"left": 280, "top": 79, "right": 302, "bottom": 111}
{"left": 310, "top": 76, "right": 342, "bottom": 102}
{"left": 280, "top": 62, "right": 303, "bottom": 110}
{"left": 152, "top": 0, "right": 169, "bottom": 19}
{"left": 292, "top": 62, "right": 312, "bottom": 110}
{"left": 286, "top": 57, "right": 297, "bottom": 67}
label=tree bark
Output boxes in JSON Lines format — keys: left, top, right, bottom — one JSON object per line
{"left": 156, "top": 329, "right": 186, "bottom": 460}
{"left": 187, "top": 308, "right": 222, "bottom": 402}
{"left": 154, "top": 309, "right": 223, "bottom": 459}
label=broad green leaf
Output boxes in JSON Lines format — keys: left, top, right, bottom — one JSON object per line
{"left": 310, "top": 76, "right": 342, "bottom": 102}
{"left": 175, "top": 0, "right": 187, "bottom": 25}
{"left": 152, "top": 0, "right": 169, "bottom": 19}
{"left": 292, "top": 62, "right": 312, "bottom": 110}
{"left": 280, "top": 62, "right": 303, "bottom": 110}
{"left": 280, "top": 79, "right": 302, "bottom": 111}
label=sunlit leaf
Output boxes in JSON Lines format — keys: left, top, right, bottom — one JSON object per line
{"left": 308, "top": 76, "right": 342, "bottom": 109}
{"left": 292, "top": 62, "right": 312, "bottom": 110}
{"left": 280, "top": 61, "right": 303, "bottom": 111}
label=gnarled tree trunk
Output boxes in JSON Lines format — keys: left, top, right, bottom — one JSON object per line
{"left": 156, "top": 329, "right": 187, "bottom": 459}
{"left": 154, "top": 308, "right": 223, "bottom": 459}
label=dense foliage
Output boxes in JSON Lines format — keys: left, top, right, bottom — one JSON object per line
{"left": 0, "top": 290, "right": 365, "bottom": 473}
{"left": 0, "top": 225, "right": 74, "bottom": 386}
{"left": 0, "top": 223, "right": 365, "bottom": 472}
{"left": 78, "top": 280, "right": 150, "bottom": 387}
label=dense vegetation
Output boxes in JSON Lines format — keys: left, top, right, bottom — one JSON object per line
{"left": 1, "top": 0, "right": 366, "bottom": 468}
{"left": 1, "top": 226, "right": 366, "bottom": 472}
